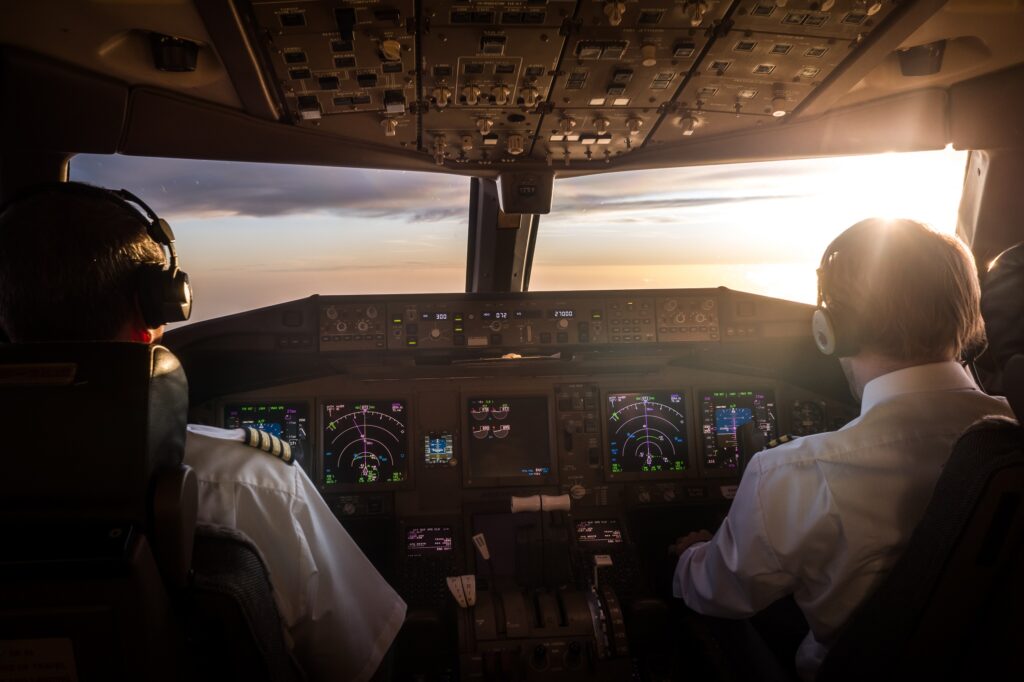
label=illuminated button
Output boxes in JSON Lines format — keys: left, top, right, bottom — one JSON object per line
{"left": 612, "top": 335, "right": 620, "bottom": 342}
{"left": 633, "top": 335, "right": 641, "bottom": 341}
{"left": 322, "top": 335, "right": 331, "bottom": 342}
{"left": 407, "top": 338, "right": 418, "bottom": 346}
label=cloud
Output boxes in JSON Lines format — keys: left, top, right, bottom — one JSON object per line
{"left": 72, "top": 153, "right": 808, "bottom": 224}
{"left": 71, "top": 154, "right": 469, "bottom": 221}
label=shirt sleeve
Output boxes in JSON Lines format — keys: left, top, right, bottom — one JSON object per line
{"left": 672, "top": 453, "right": 797, "bottom": 618}
{"left": 287, "top": 470, "right": 408, "bottom": 682}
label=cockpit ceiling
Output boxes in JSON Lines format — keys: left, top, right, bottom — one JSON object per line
{"left": 250, "top": 0, "right": 906, "bottom": 168}
{"left": 2, "top": 0, "right": 1024, "bottom": 175}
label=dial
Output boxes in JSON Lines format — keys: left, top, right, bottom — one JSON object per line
{"left": 322, "top": 400, "right": 408, "bottom": 486}
{"left": 607, "top": 392, "right": 688, "bottom": 474}
{"left": 791, "top": 400, "right": 826, "bottom": 436}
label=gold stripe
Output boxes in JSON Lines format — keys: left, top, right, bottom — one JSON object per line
{"left": 259, "top": 430, "right": 270, "bottom": 452}
{"left": 281, "top": 441, "right": 293, "bottom": 463}
{"left": 248, "top": 428, "right": 260, "bottom": 448}
{"left": 271, "top": 436, "right": 282, "bottom": 458}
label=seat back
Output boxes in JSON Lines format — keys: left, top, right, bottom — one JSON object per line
{"left": 185, "top": 525, "right": 305, "bottom": 682}
{"left": 0, "top": 343, "right": 193, "bottom": 681}
{"left": 818, "top": 409, "right": 1024, "bottom": 680}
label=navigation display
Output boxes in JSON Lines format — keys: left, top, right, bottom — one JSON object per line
{"left": 322, "top": 400, "right": 409, "bottom": 486}
{"left": 607, "top": 392, "right": 689, "bottom": 476}
{"left": 466, "top": 397, "right": 552, "bottom": 482}
{"left": 700, "top": 390, "right": 777, "bottom": 470}
{"left": 406, "top": 526, "right": 454, "bottom": 556}
{"left": 224, "top": 402, "right": 310, "bottom": 474}
{"left": 575, "top": 519, "right": 624, "bottom": 545}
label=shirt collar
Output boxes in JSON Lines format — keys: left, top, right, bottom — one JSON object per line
{"left": 860, "top": 361, "right": 979, "bottom": 414}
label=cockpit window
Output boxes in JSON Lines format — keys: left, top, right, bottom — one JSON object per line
{"left": 531, "top": 147, "right": 969, "bottom": 304}
{"left": 71, "top": 154, "right": 469, "bottom": 324}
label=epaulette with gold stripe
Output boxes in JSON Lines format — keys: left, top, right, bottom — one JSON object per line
{"left": 243, "top": 427, "right": 294, "bottom": 465}
{"left": 765, "top": 434, "right": 799, "bottom": 450}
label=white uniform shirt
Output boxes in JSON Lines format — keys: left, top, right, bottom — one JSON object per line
{"left": 673, "top": 361, "right": 1012, "bottom": 679}
{"left": 184, "top": 425, "right": 407, "bottom": 682}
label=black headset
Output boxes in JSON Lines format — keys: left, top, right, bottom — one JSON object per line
{"left": 0, "top": 182, "right": 192, "bottom": 328}
{"left": 812, "top": 226, "right": 864, "bottom": 357}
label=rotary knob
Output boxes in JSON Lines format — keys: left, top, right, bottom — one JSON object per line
{"left": 641, "top": 44, "right": 657, "bottom": 67}
{"left": 491, "top": 85, "right": 511, "bottom": 106}
{"left": 357, "top": 320, "right": 369, "bottom": 332}
{"left": 521, "top": 86, "right": 539, "bottom": 108}
{"left": 490, "top": 321, "right": 502, "bottom": 332}
{"left": 559, "top": 117, "right": 578, "bottom": 136}
{"left": 604, "top": 1, "right": 626, "bottom": 26}
{"left": 366, "top": 305, "right": 378, "bottom": 319}
{"left": 663, "top": 488, "right": 677, "bottom": 502}
{"left": 432, "top": 86, "right": 452, "bottom": 108}
{"left": 625, "top": 117, "right": 643, "bottom": 136}
{"left": 342, "top": 502, "right": 356, "bottom": 515}
{"left": 460, "top": 135, "right": 474, "bottom": 152}
{"left": 674, "top": 312, "right": 687, "bottom": 324}
{"left": 335, "top": 321, "right": 348, "bottom": 333}
{"left": 507, "top": 134, "right": 525, "bottom": 156}
{"left": 477, "top": 118, "right": 494, "bottom": 135}
{"left": 380, "top": 39, "right": 402, "bottom": 62}
{"left": 594, "top": 117, "right": 611, "bottom": 134}
{"left": 430, "top": 328, "right": 441, "bottom": 339}
{"left": 462, "top": 85, "right": 481, "bottom": 106}
{"left": 569, "top": 484, "right": 587, "bottom": 500}
{"left": 557, "top": 318, "right": 569, "bottom": 329}
{"left": 381, "top": 118, "right": 399, "bottom": 137}
{"left": 637, "top": 489, "right": 651, "bottom": 503}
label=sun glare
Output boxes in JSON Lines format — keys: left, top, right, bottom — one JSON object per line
{"left": 531, "top": 146, "right": 969, "bottom": 303}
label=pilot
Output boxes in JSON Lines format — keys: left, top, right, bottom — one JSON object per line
{"left": 0, "top": 182, "right": 406, "bottom": 682}
{"left": 669, "top": 218, "right": 1013, "bottom": 680}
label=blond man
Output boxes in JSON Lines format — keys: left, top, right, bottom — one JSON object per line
{"left": 670, "top": 218, "right": 1013, "bottom": 680}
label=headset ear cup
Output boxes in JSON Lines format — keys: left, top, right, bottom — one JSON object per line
{"left": 812, "top": 308, "right": 837, "bottom": 355}
{"left": 136, "top": 264, "right": 165, "bottom": 328}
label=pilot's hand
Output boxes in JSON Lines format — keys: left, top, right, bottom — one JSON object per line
{"left": 667, "top": 530, "right": 713, "bottom": 557}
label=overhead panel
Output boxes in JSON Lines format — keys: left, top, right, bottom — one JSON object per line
{"left": 242, "top": 0, "right": 931, "bottom": 171}
{"left": 420, "top": 0, "right": 574, "bottom": 165}
{"left": 252, "top": 0, "right": 419, "bottom": 148}
{"left": 541, "top": 0, "right": 727, "bottom": 163}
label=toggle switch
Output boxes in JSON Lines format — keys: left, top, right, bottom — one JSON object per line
{"left": 463, "top": 85, "right": 481, "bottom": 106}
{"left": 432, "top": 86, "right": 452, "bottom": 108}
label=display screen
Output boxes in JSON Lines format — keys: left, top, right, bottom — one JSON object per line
{"left": 466, "top": 397, "right": 551, "bottom": 481}
{"left": 224, "top": 402, "right": 310, "bottom": 473}
{"left": 322, "top": 400, "right": 409, "bottom": 486}
{"left": 700, "top": 390, "right": 777, "bottom": 470}
{"left": 575, "top": 519, "right": 624, "bottom": 545}
{"left": 406, "top": 526, "right": 454, "bottom": 556}
{"left": 607, "top": 392, "right": 688, "bottom": 475}
{"left": 424, "top": 430, "right": 455, "bottom": 465}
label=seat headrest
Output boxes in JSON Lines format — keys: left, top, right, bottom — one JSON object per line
{"left": 1002, "top": 355, "right": 1024, "bottom": 420}
{"left": 0, "top": 343, "right": 188, "bottom": 526}
{"left": 982, "top": 242, "right": 1024, "bottom": 368}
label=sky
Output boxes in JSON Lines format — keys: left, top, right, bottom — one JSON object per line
{"left": 71, "top": 147, "right": 969, "bottom": 324}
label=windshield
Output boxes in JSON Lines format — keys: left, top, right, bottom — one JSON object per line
{"left": 72, "top": 147, "right": 968, "bottom": 324}
{"left": 531, "top": 147, "right": 969, "bottom": 304}
{"left": 71, "top": 155, "right": 469, "bottom": 323}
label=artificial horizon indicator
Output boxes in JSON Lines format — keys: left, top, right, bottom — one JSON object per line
{"left": 700, "top": 389, "right": 777, "bottom": 470}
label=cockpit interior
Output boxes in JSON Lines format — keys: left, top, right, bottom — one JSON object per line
{"left": 2, "top": 1, "right": 1024, "bottom": 680}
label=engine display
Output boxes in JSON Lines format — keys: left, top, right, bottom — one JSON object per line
{"left": 466, "top": 397, "right": 552, "bottom": 484}
{"left": 322, "top": 400, "right": 409, "bottom": 486}
{"left": 575, "top": 519, "right": 624, "bottom": 545}
{"left": 606, "top": 392, "right": 689, "bottom": 476}
{"left": 700, "top": 390, "right": 777, "bottom": 471}
{"left": 224, "top": 402, "right": 310, "bottom": 473}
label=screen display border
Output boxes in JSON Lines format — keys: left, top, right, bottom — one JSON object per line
{"left": 697, "top": 387, "right": 779, "bottom": 474}
{"left": 319, "top": 397, "right": 415, "bottom": 493}
{"left": 462, "top": 393, "right": 557, "bottom": 488}
{"left": 222, "top": 400, "right": 313, "bottom": 477}
{"left": 603, "top": 389, "right": 695, "bottom": 482}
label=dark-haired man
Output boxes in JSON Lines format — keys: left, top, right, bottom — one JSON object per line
{"left": 0, "top": 183, "right": 406, "bottom": 682}
{"left": 670, "top": 218, "right": 1013, "bottom": 679}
